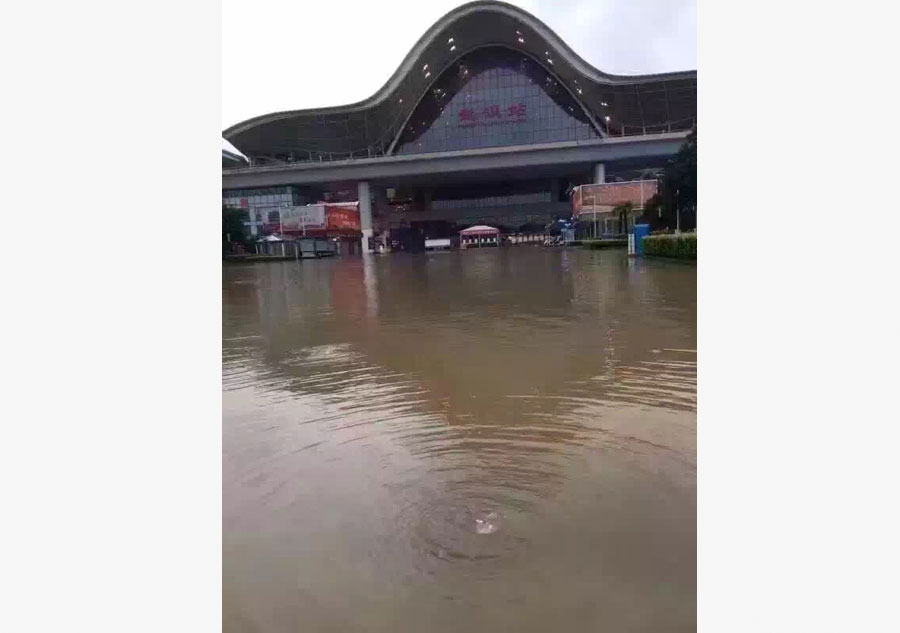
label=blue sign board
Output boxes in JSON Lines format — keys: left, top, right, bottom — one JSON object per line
{"left": 634, "top": 224, "right": 650, "bottom": 256}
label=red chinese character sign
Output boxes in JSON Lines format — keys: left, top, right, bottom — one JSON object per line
{"left": 507, "top": 103, "right": 526, "bottom": 119}
{"left": 483, "top": 104, "right": 500, "bottom": 119}
{"left": 458, "top": 103, "right": 526, "bottom": 127}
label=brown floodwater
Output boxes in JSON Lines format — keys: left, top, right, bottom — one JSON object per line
{"left": 223, "top": 247, "right": 696, "bottom": 632}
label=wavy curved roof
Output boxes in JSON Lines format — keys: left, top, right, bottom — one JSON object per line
{"left": 224, "top": 1, "right": 696, "bottom": 163}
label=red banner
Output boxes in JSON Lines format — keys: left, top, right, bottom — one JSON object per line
{"left": 325, "top": 204, "right": 361, "bottom": 231}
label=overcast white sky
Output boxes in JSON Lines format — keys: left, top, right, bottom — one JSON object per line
{"left": 222, "top": 0, "right": 696, "bottom": 145}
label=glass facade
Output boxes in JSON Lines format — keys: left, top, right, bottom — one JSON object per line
{"left": 395, "top": 47, "right": 598, "bottom": 155}
{"left": 429, "top": 180, "right": 553, "bottom": 210}
{"left": 431, "top": 190, "right": 551, "bottom": 210}
{"left": 222, "top": 186, "right": 298, "bottom": 210}
{"left": 222, "top": 186, "right": 303, "bottom": 236}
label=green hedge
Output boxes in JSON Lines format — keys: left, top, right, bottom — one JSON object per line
{"left": 642, "top": 233, "right": 697, "bottom": 260}
{"left": 582, "top": 238, "right": 627, "bottom": 249}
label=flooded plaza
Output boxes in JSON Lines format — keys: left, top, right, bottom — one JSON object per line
{"left": 223, "top": 248, "right": 696, "bottom": 632}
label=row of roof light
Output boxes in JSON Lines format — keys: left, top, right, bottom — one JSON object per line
{"left": 418, "top": 35, "right": 458, "bottom": 87}
{"left": 401, "top": 30, "right": 614, "bottom": 127}
{"left": 513, "top": 26, "right": 609, "bottom": 120}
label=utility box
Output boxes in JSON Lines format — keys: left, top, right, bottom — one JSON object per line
{"left": 634, "top": 224, "right": 650, "bottom": 256}
{"left": 299, "top": 237, "right": 337, "bottom": 259}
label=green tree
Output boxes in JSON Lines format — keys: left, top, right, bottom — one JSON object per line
{"left": 663, "top": 126, "right": 697, "bottom": 230}
{"left": 612, "top": 201, "right": 635, "bottom": 234}
{"left": 223, "top": 205, "right": 248, "bottom": 256}
{"left": 639, "top": 126, "right": 697, "bottom": 231}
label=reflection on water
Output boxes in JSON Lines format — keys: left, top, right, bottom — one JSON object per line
{"left": 223, "top": 248, "right": 696, "bottom": 632}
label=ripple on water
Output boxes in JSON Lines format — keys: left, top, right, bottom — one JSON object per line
{"left": 393, "top": 485, "right": 524, "bottom": 573}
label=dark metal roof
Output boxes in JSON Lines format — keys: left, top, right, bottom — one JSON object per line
{"left": 224, "top": 1, "right": 696, "bottom": 164}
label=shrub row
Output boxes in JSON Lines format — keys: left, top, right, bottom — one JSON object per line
{"left": 582, "top": 238, "right": 627, "bottom": 249}
{"left": 642, "top": 233, "right": 697, "bottom": 260}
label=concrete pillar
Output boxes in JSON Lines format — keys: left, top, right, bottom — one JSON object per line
{"left": 372, "top": 185, "right": 390, "bottom": 252}
{"left": 593, "top": 162, "right": 606, "bottom": 184}
{"left": 358, "top": 181, "right": 373, "bottom": 254}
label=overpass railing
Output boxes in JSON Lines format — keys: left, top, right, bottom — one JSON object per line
{"left": 236, "top": 118, "right": 696, "bottom": 168}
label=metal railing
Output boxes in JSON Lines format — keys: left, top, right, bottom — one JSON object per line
{"left": 238, "top": 117, "right": 696, "bottom": 168}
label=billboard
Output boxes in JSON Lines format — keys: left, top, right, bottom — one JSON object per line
{"left": 258, "top": 203, "right": 361, "bottom": 235}
{"left": 257, "top": 205, "right": 325, "bottom": 234}
{"left": 325, "top": 203, "right": 361, "bottom": 231}
{"left": 572, "top": 180, "right": 658, "bottom": 217}
{"left": 282, "top": 205, "right": 326, "bottom": 230}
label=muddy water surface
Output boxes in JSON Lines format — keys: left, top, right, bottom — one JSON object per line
{"left": 223, "top": 248, "right": 696, "bottom": 632}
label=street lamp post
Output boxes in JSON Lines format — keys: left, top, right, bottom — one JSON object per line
{"left": 675, "top": 188, "right": 681, "bottom": 235}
